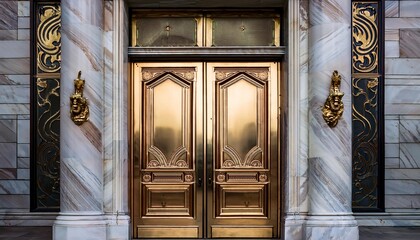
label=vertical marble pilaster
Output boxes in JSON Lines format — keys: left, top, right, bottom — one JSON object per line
{"left": 53, "top": 0, "right": 106, "bottom": 239}
{"left": 306, "top": 0, "right": 358, "bottom": 239}
{"left": 284, "top": 0, "right": 310, "bottom": 239}
{"left": 103, "top": 1, "right": 130, "bottom": 239}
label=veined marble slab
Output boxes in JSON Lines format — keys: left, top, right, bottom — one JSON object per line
{"left": 0, "top": 143, "right": 16, "bottom": 168}
{"left": 386, "top": 194, "right": 420, "bottom": 209}
{"left": 0, "top": 180, "right": 29, "bottom": 194}
{"left": 385, "top": 157, "right": 400, "bottom": 168}
{"left": 0, "top": 85, "right": 29, "bottom": 104}
{"left": 400, "top": 29, "right": 420, "bottom": 58}
{"left": 17, "top": 143, "right": 29, "bottom": 158}
{"left": 17, "top": 1, "right": 29, "bottom": 17}
{"left": 17, "top": 17, "right": 29, "bottom": 29}
{"left": 0, "top": 41, "right": 29, "bottom": 58}
{"left": 386, "top": 180, "right": 420, "bottom": 194}
{"left": 385, "top": 40, "right": 399, "bottom": 58}
{"left": 0, "top": 1, "right": 18, "bottom": 30}
{"left": 17, "top": 157, "right": 29, "bottom": 169}
{"left": 385, "top": 1, "right": 399, "bottom": 18}
{"left": 386, "top": 17, "right": 420, "bottom": 30}
{"left": 400, "top": 1, "right": 420, "bottom": 18}
{"left": 385, "top": 29, "right": 399, "bottom": 41}
{"left": 0, "top": 169, "right": 16, "bottom": 180}
{"left": 0, "top": 30, "right": 17, "bottom": 40}
{"left": 386, "top": 169, "right": 420, "bottom": 180}
{"left": 0, "top": 119, "right": 16, "bottom": 142}
{"left": 385, "top": 85, "right": 420, "bottom": 115}
{"left": 17, "top": 120, "right": 29, "bottom": 144}
{"left": 0, "top": 75, "right": 29, "bottom": 85}
{"left": 400, "top": 143, "right": 420, "bottom": 168}
{"left": 400, "top": 119, "right": 420, "bottom": 142}
{"left": 386, "top": 59, "right": 420, "bottom": 75}
{"left": 17, "top": 169, "right": 29, "bottom": 180}
{"left": 385, "top": 119, "right": 399, "bottom": 144}
{"left": 385, "top": 143, "right": 399, "bottom": 158}
{"left": 0, "top": 195, "right": 29, "bottom": 209}
{"left": 0, "top": 59, "right": 30, "bottom": 75}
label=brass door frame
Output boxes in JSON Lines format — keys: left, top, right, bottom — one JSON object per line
{"left": 130, "top": 62, "right": 280, "bottom": 238}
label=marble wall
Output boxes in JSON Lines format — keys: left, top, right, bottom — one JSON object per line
{"left": 383, "top": 0, "right": 420, "bottom": 213}
{"left": 0, "top": 0, "right": 31, "bottom": 213}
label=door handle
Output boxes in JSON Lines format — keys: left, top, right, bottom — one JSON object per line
{"left": 208, "top": 177, "right": 212, "bottom": 186}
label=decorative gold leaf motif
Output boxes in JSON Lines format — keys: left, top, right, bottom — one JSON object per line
{"left": 37, "top": 4, "right": 61, "bottom": 73}
{"left": 351, "top": 1, "right": 381, "bottom": 210}
{"left": 352, "top": 3, "right": 378, "bottom": 73}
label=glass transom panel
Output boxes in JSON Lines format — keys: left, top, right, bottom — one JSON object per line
{"left": 132, "top": 12, "right": 280, "bottom": 47}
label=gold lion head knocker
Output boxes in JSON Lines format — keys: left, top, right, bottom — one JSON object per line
{"left": 70, "top": 71, "right": 89, "bottom": 125}
{"left": 322, "top": 70, "right": 344, "bottom": 127}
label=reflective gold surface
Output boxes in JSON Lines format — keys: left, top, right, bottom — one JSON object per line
{"left": 37, "top": 4, "right": 61, "bottom": 74}
{"left": 132, "top": 63, "right": 203, "bottom": 238}
{"left": 70, "top": 71, "right": 89, "bottom": 126}
{"left": 132, "top": 62, "right": 279, "bottom": 238}
{"left": 207, "top": 63, "right": 279, "bottom": 238}
{"left": 352, "top": 3, "right": 378, "bottom": 74}
{"left": 322, "top": 70, "right": 344, "bottom": 128}
{"left": 211, "top": 227, "right": 272, "bottom": 238}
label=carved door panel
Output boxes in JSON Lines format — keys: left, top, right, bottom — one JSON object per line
{"left": 206, "top": 63, "right": 279, "bottom": 238}
{"left": 132, "top": 62, "right": 279, "bottom": 238}
{"left": 132, "top": 63, "right": 204, "bottom": 238}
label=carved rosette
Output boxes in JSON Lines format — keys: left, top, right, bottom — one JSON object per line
{"left": 258, "top": 173, "right": 268, "bottom": 182}
{"left": 184, "top": 174, "right": 194, "bottom": 182}
{"left": 143, "top": 173, "right": 152, "bottom": 182}
{"left": 217, "top": 173, "right": 226, "bottom": 182}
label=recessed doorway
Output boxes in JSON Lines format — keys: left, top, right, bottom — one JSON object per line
{"left": 130, "top": 62, "right": 280, "bottom": 238}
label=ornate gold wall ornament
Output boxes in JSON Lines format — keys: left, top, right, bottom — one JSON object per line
{"left": 33, "top": 2, "right": 62, "bottom": 211}
{"left": 37, "top": 4, "right": 61, "bottom": 73}
{"left": 351, "top": 1, "right": 383, "bottom": 210}
{"left": 322, "top": 70, "right": 344, "bottom": 127}
{"left": 70, "top": 71, "right": 89, "bottom": 125}
{"left": 352, "top": 3, "right": 378, "bottom": 74}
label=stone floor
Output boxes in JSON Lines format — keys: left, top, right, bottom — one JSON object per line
{"left": 0, "top": 226, "right": 420, "bottom": 239}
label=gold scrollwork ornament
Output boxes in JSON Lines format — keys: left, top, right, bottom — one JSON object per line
{"left": 322, "top": 70, "right": 344, "bottom": 127}
{"left": 70, "top": 71, "right": 89, "bottom": 125}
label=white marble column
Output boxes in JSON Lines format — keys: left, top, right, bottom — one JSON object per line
{"left": 306, "top": 0, "right": 358, "bottom": 239}
{"left": 53, "top": 0, "right": 106, "bottom": 239}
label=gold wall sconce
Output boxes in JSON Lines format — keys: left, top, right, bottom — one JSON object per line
{"left": 70, "top": 71, "right": 89, "bottom": 125}
{"left": 322, "top": 70, "right": 344, "bottom": 127}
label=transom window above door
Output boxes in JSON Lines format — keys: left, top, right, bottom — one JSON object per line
{"left": 131, "top": 11, "right": 281, "bottom": 47}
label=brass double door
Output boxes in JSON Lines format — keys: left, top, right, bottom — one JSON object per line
{"left": 132, "top": 62, "right": 279, "bottom": 239}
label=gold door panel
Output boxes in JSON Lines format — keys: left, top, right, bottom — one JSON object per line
{"left": 207, "top": 63, "right": 278, "bottom": 238}
{"left": 132, "top": 62, "right": 279, "bottom": 239}
{"left": 132, "top": 63, "right": 203, "bottom": 238}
